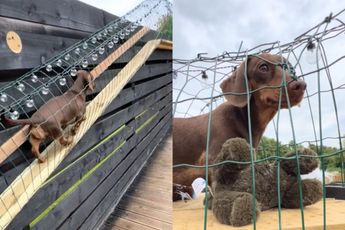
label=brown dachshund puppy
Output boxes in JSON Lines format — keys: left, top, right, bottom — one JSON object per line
{"left": 173, "top": 53, "right": 306, "bottom": 200}
{"left": 1, "top": 70, "right": 95, "bottom": 163}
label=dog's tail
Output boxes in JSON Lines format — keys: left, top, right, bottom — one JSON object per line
{"left": 0, "top": 113, "right": 34, "bottom": 126}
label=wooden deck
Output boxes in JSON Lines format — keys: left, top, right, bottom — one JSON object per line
{"left": 102, "top": 135, "right": 172, "bottom": 230}
{"left": 173, "top": 194, "right": 345, "bottom": 230}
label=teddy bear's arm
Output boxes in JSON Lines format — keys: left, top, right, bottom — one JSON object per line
{"left": 212, "top": 190, "right": 260, "bottom": 226}
{"left": 280, "top": 148, "right": 319, "bottom": 176}
{"left": 282, "top": 179, "right": 322, "bottom": 208}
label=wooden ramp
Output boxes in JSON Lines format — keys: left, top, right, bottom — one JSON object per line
{"left": 102, "top": 135, "right": 172, "bottom": 230}
{"left": 173, "top": 194, "right": 345, "bottom": 230}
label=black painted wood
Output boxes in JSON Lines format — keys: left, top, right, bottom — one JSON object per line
{"left": 56, "top": 84, "right": 172, "bottom": 171}
{"left": 29, "top": 104, "right": 171, "bottom": 229}
{"left": 0, "top": 0, "right": 117, "bottom": 71}
{"left": 0, "top": 1, "right": 172, "bottom": 229}
{"left": 326, "top": 184, "right": 345, "bottom": 200}
{"left": 101, "top": 73, "right": 172, "bottom": 117}
{"left": 64, "top": 116, "right": 171, "bottom": 230}
{"left": 0, "top": 61, "right": 171, "bottom": 125}
{"left": 0, "top": 80, "right": 172, "bottom": 192}
{"left": 7, "top": 92, "right": 171, "bottom": 229}
{"left": 0, "top": 0, "right": 116, "bottom": 32}
{"left": 0, "top": 82, "right": 171, "bottom": 191}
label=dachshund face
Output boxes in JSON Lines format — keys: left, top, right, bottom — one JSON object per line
{"left": 221, "top": 53, "right": 306, "bottom": 109}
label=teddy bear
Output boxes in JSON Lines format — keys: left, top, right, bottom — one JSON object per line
{"left": 207, "top": 137, "right": 322, "bottom": 226}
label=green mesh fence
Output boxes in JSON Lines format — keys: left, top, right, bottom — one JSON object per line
{"left": 173, "top": 9, "right": 345, "bottom": 230}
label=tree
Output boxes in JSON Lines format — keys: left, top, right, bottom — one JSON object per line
{"left": 157, "top": 15, "right": 172, "bottom": 41}
{"left": 257, "top": 137, "right": 341, "bottom": 172}
{"left": 257, "top": 136, "right": 294, "bottom": 160}
{"left": 308, "top": 144, "right": 340, "bottom": 171}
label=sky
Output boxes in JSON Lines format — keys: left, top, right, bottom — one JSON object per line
{"left": 78, "top": 0, "right": 143, "bottom": 16}
{"left": 76, "top": 0, "right": 345, "bottom": 148}
{"left": 173, "top": 0, "right": 345, "bottom": 148}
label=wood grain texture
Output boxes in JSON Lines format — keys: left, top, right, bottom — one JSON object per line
{"left": 79, "top": 116, "right": 171, "bottom": 230}
{"left": 173, "top": 194, "right": 345, "bottom": 230}
{"left": 7, "top": 90, "right": 171, "bottom": 229}
{"left": 42, "top": 105, "right": 171, "bottom": 229}
{"left": 0, "top": 30, "right": 171, "bottom": 228}
{"left": 103, "top": 136, "right": 172, "bottom": 230}
{"left": 0, "top": 27, "right": 148, "bottom": 167}
{"left": 0, "top": 0, "right": 116, "bottom": 32}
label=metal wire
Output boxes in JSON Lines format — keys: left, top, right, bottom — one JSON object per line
{"left": 173, "top": 8, "right": 345, "bottom": 230}
{"left": 0, "top": 0, "right": 172, "bottom": 226}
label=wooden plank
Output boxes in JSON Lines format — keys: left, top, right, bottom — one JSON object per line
{"left": 106, "top": 137, "right": 172, "bottom": 230}
{"left": 146, "top": 49, "right": 173, "bottom": 62}
{"left": 0, "top": 27, "right": 149, "bottom": 168}
{"left": 56, "top": 87, "right": 171, "bottom": 171}
{"left": 0, "top": 16, "right": 90, "bottom": 39}
{"left": 123, "top": 195, "right": 171, "bottom": 214}
{"left": 0, "top": 32, "right": 79, "bottom": 70}
{"left": 110, "top": 215, "right": 156, "bottom": 230}
{"left": 0, "top": 34, "right": 169, "bottom": 229}
{"left": 7, "top": 91, "right": 171, "bottom": 229}
{"left": 127, "top": 182, "right": 171, "bottom": 196}
{"left": 126, "top": 189, "right": 171, "bottom": 202}
{"left": 0, "top": 63, "right": 170, "bottom": 132}
{"left": 102, "top": 73, "right": 172, "bottom": 116}
{"left": 114, "top": 208, "right": 171, "bottom": 227}
{"left": 117, "top": 203, "right": 171, "bottom": 224}
{"left": 77, "top": 117, "right": 171, "bottom": 230}
{"left": 0, "top": 0, "right": 116, "bottom": 32}
{"left": 34, "top": 110, "right": 171, "bottom": 229}
{"left": 0, "top": 83, "right": 171, "bottom": 190}
{"left": 0, "top": 126, "right": 29, "bottom": 165}
{"left": 0, "top": 30, "right": 163, "bottom": 80}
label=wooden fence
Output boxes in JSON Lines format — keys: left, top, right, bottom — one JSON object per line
{"left": 0, "top": 1, "right": 172, "bottom": 229}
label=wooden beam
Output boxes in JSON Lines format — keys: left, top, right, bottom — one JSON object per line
{"left": 0, "top": 126, "right": 29, "bottom": 164}
{"left": 0, "top": 0, "right": 116, "bottom": 32}
{"left": 157, "top": 40, "right": 173, "bottom": 51}
{"left": 0, "top": 35, "right": 172, "bottom": 228}
{"left": 0, "top": 27, "right": 149, "bottom": 166}
{"left": 7, "top": 87, "right": 171, "bottom": 229}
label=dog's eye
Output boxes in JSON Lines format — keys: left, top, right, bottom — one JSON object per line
{"left": 259, "top": 63, "right": 269, "bottom": 72}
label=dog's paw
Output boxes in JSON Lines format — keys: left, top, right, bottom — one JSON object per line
{"left": 38, "top": 154, "right": 47, "bottom": 163}
{"left": 71, "top": 128, "right": 77, "bottom": 136}
{"left": 59, "top": 136, "right": 74, "bottom": 146}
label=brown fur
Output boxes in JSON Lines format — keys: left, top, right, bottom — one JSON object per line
{"left": 1, "top": 70, "right": 95, "bottom": 162}
{"left": 173, "top": 53, "right": 306, "bottom": 200}
{"left": 208, "top": 138, "right": 322, "bottom": 226}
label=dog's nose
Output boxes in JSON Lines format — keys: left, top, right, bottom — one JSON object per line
{"left": 290, "top": 81, "right": 306, "bottom": 91}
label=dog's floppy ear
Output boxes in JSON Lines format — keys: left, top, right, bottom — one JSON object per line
{"left": 220, "top": 58, "right": 252, "bottom": 107}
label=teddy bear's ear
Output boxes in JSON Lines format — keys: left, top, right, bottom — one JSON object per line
{"left": 281, "top": 148, "right": 319, "bottom": 176}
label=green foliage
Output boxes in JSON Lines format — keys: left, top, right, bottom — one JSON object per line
{"left": 257, "top": 136, "right": 344, "bottom": 172}
{"left": 309, "top": 144, "right": 344, "bottom": 171}
{"left": 157, "top": 15, "right": 172, "bottom": 40}
{"left": 257, "top": 136, "right": 299, "bottom": 160}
